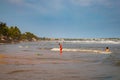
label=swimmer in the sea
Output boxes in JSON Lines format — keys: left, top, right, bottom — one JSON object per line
{"left": 59, "top": 43, "right": 62, "bottom": 55}
{"left": 105, "top": 47, "right": 110, "bottom": 52}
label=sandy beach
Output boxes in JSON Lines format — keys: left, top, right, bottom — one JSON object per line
{"left": 0, "top": 51, "right": 120, "bottom": 80}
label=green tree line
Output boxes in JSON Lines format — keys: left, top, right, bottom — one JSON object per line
{"left": 0, "top": 22, "right": 38, "bottom": 43}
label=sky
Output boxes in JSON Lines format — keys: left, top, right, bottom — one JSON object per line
{"left": 0, "top": 0, "right": 120, "bottom": 38}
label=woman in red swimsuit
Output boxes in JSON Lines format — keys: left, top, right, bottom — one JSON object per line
{"left": 59, "top": 43, "right": 62, "bottom": 55}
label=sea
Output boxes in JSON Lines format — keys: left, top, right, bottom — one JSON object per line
{"left": 0, "top": 40, "right": 120, "bottom": 80}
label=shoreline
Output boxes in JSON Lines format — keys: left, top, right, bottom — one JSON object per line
{"left": 0, "top": 50, "right": 110, "bottom": 65}
{"left": 0, "top": 53, "right": 80, "bottom": 65}
{"left": 0, "top": 51, "right": 119, "bottom": 80}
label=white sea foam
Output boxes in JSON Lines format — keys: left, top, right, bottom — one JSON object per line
{"left": 63, "top": 40, "right": 120, "bottom": 44}
{"left": 18, "top": 45, "right": 29, "bottom": 48}
{"left": 51, "top": 48, "right": 112, "bottom": 54}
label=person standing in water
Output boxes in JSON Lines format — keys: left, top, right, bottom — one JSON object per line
{"left": 59, "top": 43, "right": 62, "bottom": 55}
{"left": 105, "top": 47, "right": 110, "bottom": 52}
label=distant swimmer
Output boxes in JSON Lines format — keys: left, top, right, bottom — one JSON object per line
{"left": 105, "top": 47, "right": 110, "bottom": 52}
{"left": 59, "top": 43, "right": 62, "bottom": 55}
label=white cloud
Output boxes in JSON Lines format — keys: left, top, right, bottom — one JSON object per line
{"left": 7, "top": 0, "right": 120, "bottom": 7}
{"left": 8, "top": 0, "right": 24, "bottom": 5}
{"left": 70, "top": 0, "right": 120, "bottom": 7}
{"left": 70, "top": 0, "right": 94, "bottom": 6}
{"left": 7, "top": 0, "right": 65, "bottom": 14}
{"left": 33, "top": 0, "right": 64, "bottom": 13}
{"left": 6, "top": 0, "right": 120, "bottom": 14}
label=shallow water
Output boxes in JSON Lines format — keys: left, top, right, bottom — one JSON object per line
{"left": 0, "top": 41, "right": 120, "bottom": 80}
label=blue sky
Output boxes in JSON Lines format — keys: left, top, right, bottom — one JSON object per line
{"left": 0, "top": 0, "right": 120, "bottom": 38}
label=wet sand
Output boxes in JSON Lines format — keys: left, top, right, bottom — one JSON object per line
{"left": 0, "top": 51, "right": 120, "bottom": 80}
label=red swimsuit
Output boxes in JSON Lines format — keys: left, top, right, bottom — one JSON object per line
{"left": 59, "top": 44, "right": 62, "bottom": 55}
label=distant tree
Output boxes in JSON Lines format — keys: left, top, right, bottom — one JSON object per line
{"left": 8, "top": 26, "right": 21, "bottom": 41}
{"left": 21, "top": 32, "right": 38, "bottom": 41}
{"left": 20, "top": 33, "right": 27, "bottom": 41}
{"left": 0, "top": 22, "right": 9, "bottom": 37}
{"left": 0, "top": 21, "right": 39, "bottom": 43}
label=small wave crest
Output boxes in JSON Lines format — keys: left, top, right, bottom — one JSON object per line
{"left": 51, "top": 48, "right": 112, "bottom": 54}
{"left": 64, "top": 40, "right": 120, "bottom": 44}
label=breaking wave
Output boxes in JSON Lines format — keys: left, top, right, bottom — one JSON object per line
{"left": 64, "top": 40, "right": 120, "bottom": 44}
{"left": 51, "top": 48, "right": 112, "bottom": 54}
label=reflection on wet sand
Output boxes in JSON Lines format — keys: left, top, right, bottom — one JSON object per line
{"left": 0, "top": 53, "right": 82, "bottom": 65}
{"left": 0, "top": 41, "right": 120, "bottom": 80}
{"left": 0, "top": 52, "right": 120, "bottom": 80}
{"left": 7, "top": 70, "right": 33, "bottom": 74}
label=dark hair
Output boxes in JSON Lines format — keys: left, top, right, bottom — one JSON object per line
{"left": 106, "top": 47, "right": 109, "bottom": 49}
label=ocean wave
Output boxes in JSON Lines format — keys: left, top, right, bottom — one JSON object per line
{"left": 51, "top": 48, "right": 112, "bottom": 54}
{"left": 63, "top": 40, "right": 120, "bottom": 44}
